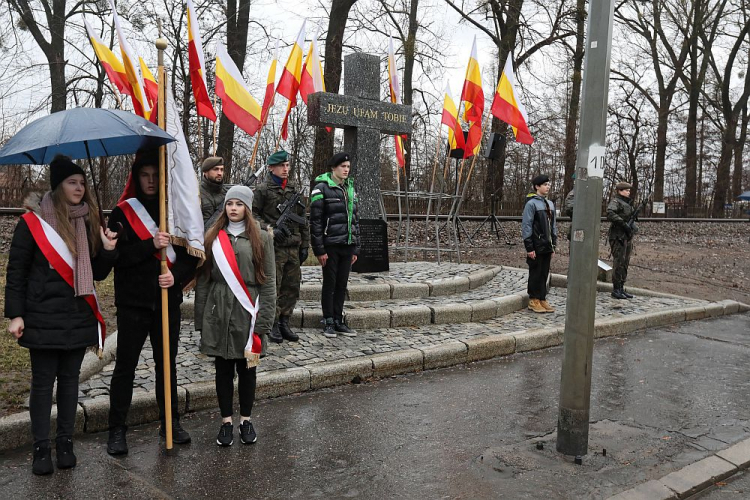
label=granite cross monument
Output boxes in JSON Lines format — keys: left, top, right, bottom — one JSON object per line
{"left": 308, "top": 52, "right": 412, "bottom": 272}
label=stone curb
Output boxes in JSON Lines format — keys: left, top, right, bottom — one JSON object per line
{"left": 0, "top": 300, "right": 744, "bottom": 453}
{"left": 607, "top": 435, "right": 750, "bottom": 499}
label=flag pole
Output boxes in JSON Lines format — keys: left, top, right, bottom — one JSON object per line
{"left": 212, "top": 94, "right": 219, "bottom": 155}
{"left": 155, "top": 23, "right": 173, "bottom": 450}
{"left": 425, "top": 125, "right": 444, "bottom": 225}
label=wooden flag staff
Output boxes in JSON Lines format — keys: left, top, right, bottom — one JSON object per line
{"left": 155, "top": 25, "right": 174, "bottom": 450}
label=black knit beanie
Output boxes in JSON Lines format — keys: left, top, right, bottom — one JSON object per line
{"left": 50, "top": 155, "right": 85, "bottom": 191}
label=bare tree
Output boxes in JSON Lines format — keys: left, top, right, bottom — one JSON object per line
{"left": 702, "top": 9, "right": 750, "bottom": 216}
{"left": 613, "top": 0, "right": 692, "bottom": 204}
{"left": 216, "top": 0, "right": 251, "bottom": 181}
{"left": 311, "top": 0, "right": 358, "bottom": 182}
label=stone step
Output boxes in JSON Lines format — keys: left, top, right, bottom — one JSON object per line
{"left": 289, "top": 293, "right": 529, "bottom": 329}
{"left": 298, "top": 263, "right": 503, "bottom": 301}
{"left": 181, "top": 266, "right": 528, "bottom": 328}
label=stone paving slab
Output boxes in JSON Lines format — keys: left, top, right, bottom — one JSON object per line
{"left": 79, "top": 287, "right": 707, "bottom": 403}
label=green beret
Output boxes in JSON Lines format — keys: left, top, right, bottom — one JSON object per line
{"left": 267, "top": 150, "right": 289, "bottom": 166}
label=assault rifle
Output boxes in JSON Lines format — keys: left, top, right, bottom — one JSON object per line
{"left": 626, "top": 198, "right": 649, "bottom": 235}
{"left": 275, "top": 192, "right": 306, "bottom": 233}
{"left": 204, "top": 166, "right": 266, "bottom": 231}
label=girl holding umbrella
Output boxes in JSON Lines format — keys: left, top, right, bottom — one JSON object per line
{"left": 4, "top": 155, "right": 118, "bottom": 475}
{"left": 194, "top": 186, "right": 276, "bottom": 446}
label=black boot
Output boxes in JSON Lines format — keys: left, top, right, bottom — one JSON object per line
{"left": 611, "top": 287, "right": 627, "bottom": 299}
{"left": 159, "top": 419, "right": 191, "bottom": 444}
{"left": 323, "top": 318, "right": 337, "bottom": 338}
{"left": 622, "top": 288, "right": 634, "bottom": 299}
{"left": 334, "top": 319, "right": 357, "bottom": 337}
{"left": 269, "top": 322, "right": 284, "bottom": 344}
{"left": 107, "top": 426, "right": 128, "bottom": 456}
{"left": 32, "top": 444, "right": 53, "bottom": 475}
{"left": 55, "top": 437, "right": 76, "bottom": 469}
{"left": 278, "top": 316, "right": 299, "bottom": 342}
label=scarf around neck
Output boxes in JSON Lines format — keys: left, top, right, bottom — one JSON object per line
{"left": 40, "top": 192, "right": 95, "bottom": 296}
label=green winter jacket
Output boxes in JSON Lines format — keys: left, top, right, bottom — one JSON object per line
{"left": 195, "top": 227, "right": 276, "bottom": 359}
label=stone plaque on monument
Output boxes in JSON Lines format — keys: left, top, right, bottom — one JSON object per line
{"left": 351, "top": 219, "right": 389, "bottom": 273}
{"left": 308, "top": 52, "right": 412, "bottom": 272}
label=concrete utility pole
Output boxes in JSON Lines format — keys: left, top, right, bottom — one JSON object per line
{"left": 557, "top": 0, "right": 615, "bottom": 457}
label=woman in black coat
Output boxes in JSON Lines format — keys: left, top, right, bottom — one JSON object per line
{"left": 4, "top": 156, "right": 118, "bottom": 475}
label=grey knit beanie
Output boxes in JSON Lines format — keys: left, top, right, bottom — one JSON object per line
{"left": 224, "top": 185, "right": 254, "bottom": 208}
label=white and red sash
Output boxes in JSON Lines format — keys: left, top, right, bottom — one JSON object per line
{"left": 117, "top": 198, "right": 175, "bottom": 267}
{"left": 22, "top": 212, "right": 107, "bottom": 353}
{"left": 212, "top": 230, "right": 262, "bottom": 366}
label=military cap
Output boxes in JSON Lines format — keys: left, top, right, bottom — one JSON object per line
{"left": 201, "top": 156, "right": 224, "bottom": 172}
{"left": 615, "top": 182, "right": 632, "bottom": 191}
{"left": 267, "top": 150, "right": 289, "bottom": 166}
{"left": 327, "top": 152, "right": 350, "bottom": 168}
{"left": 531, "top": 174, "right": 550, "bottom": 187}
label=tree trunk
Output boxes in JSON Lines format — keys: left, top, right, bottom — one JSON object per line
{"left": 653, "top": 104, "right": 670, "bottom": 202}
{"left": 400, "top": 0, "right": 418, "bottom": 186}
{"left": 732, "top": 107, "right": 748, "bottom": 199}
{"left": 312, "top": 0, "right": 358, "bottom": 182}
{"left": 563, "top": 0, "right": 585, "bottom": 197}
{"left": 216, "top": 0, "right": 251, "bottom": 182}
{"left": 485, "top": 0, "right": 523, "bottom": 204}
{"left": 712, "top": 118, "right": 737, "bottom": 217}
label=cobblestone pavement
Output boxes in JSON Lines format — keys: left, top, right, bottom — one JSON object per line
{"left": 80, "top": 281, "right": 706, "bottom": 401}
{"left": 297, "top": 262, "right": 492, "bottom": 285}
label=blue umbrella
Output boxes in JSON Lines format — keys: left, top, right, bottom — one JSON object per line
{"left": 737, "top": 191, "right": 750, "bottom": 201}
{"left": 0, "top": 107, "right": 175, "bottom": 165}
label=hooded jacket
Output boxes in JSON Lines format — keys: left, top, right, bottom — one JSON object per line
{"left": 309, "top": 172, "right": 360, "bottom": 256}
{"left": 522, "top": 193, "right": 557, "bottom": 254}
{"left": 108, "top": 163, "right": 198, "bottom": 310}
{"left": 4, "top": 194, "right": 117, "bottom": 350}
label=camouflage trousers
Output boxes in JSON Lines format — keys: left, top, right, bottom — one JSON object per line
{"left": 274, "top": 245, "right": 301, "bottom": 320}
{"left": 609, "top": 238, "right": 633, "bottom": 289}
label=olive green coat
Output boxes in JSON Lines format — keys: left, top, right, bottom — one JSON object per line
{"left": 200, "top": 176, "right": 229, "bottom": 223}
{"left": 252, "top": 174, "right": 310, "bottom": 249}
{"left": 195, "top": 227, "right": 276, "bottom": 359}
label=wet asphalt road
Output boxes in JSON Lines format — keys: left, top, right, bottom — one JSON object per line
{"left": 1, "top": 313, "right": 749, "bottom": 499}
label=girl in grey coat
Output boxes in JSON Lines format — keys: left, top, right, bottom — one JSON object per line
{"left": 195, "top": 186, "right": 276, "bottom": 446}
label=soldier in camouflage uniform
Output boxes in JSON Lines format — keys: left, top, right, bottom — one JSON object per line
{"left": 607, "top": 182, "right": 637, "bottom": 300}
{"left": 252, "top": 150, "right": 309, "bottom": 343}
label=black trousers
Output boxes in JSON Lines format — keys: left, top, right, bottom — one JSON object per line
{"left": 214, "top": 357, "right": 257, "bottom": 418}
{"left": 29, "top": 348, "right": 86, "bottom": 447}
{"left": 108, "top": 306, "right": 181, "bottom": 429}
{"left": 321, "top": 245, "right": 355, "bottom": 321}
{"left": 527, "top": 252, "right": 553, "bottom": 300}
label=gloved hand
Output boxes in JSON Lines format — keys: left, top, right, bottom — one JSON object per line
{"left": 299, "top": 247, "right": 309, "bottom": 264}
{"left": 273, "top": 225, "right": 291, "bottom": 244}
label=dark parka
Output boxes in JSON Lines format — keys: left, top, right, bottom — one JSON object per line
{"left": 309, "top": 172, "right": 360, "bottom": 256}
{"left": 4, "top": 200, "right": 117, "bottom": 350}
{"left": 200, "top": 176, "right": 229, "bottom": 224}
{"left": 194, "top": 228, "right": 276, "bottom": 359}
{"left": 107, "top": 197, "right": 198, "bottom": 310}
{"left": 607, "top": 194, "right": 637, "bottom": 242}
{"left": 252, "top": 173, "right": 310, "bottom": 249}
{"left": 521, "top": 193, "right": 558, "bottom": 254}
